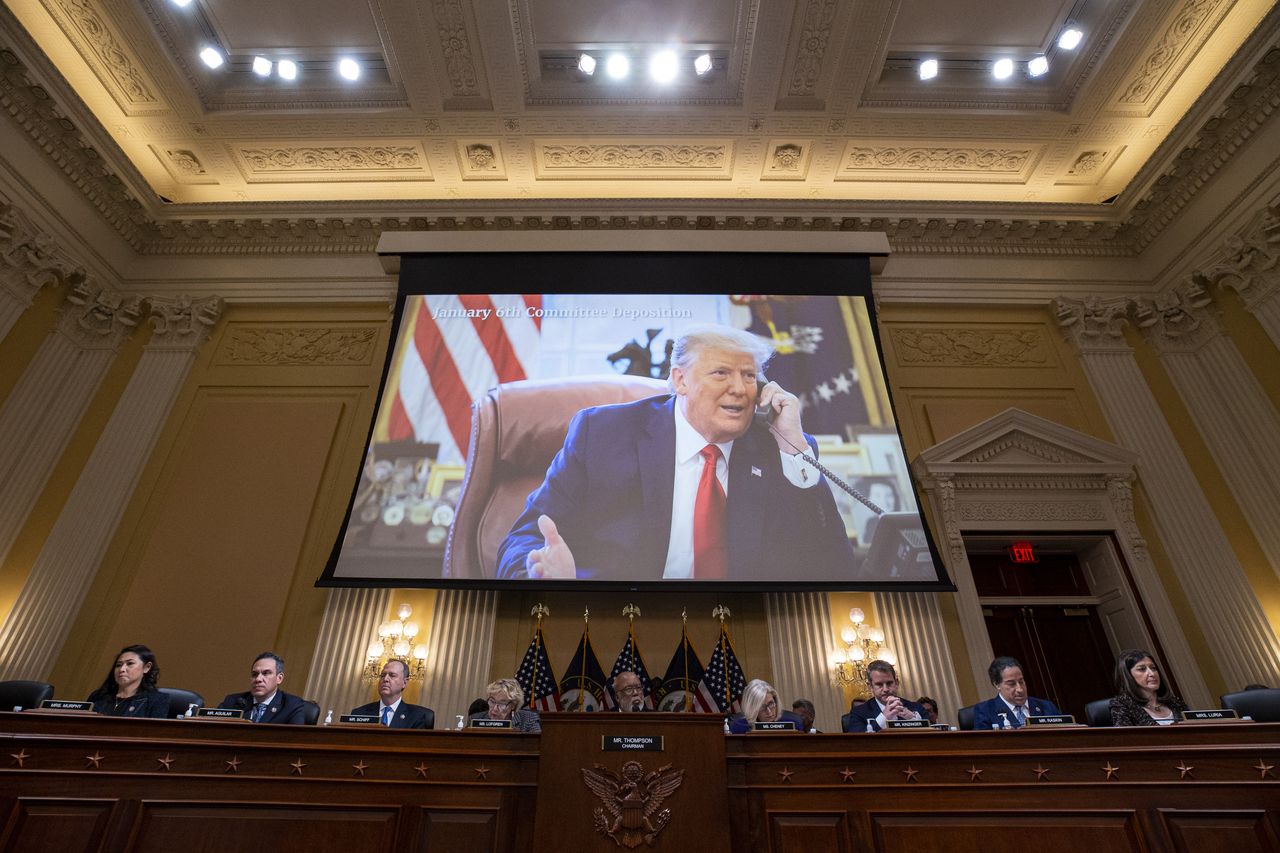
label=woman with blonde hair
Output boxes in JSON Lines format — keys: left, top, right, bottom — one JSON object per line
{"left": 469, "top": 677, "right": 541, "bottom": 733}
{"left": 728, "top": 679, "right": 804, "bottom": 733}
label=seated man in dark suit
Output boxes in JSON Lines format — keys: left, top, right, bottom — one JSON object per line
{"left": 218, "top": 651, "right": 308, "bottom": 724}
{"left": 972, "top": 656, "right": 1061, "bottom": 730}
{"left": 841, "top": 659, "right": 928, "bottom": 732}
{"left": 611, "top": 671, "right": 654, "bottom": 712}
{"left": 350, "top": 659, "right": 434, "bottom": 728}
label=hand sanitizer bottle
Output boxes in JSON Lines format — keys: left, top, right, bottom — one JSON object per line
{"left": 455, "top": 714, "right": 465, "bottom": 730}
{"left": 866, "top": 720, "right": 875, "bottom": 733}
{"left": 323, "top": 709, "right": 333, "bottom": 726}
{"left": 999, "top": 712, "right": 1011, "bottom": 730}
{"left": 186, "top": 703, "right": 197, "bottom": 718}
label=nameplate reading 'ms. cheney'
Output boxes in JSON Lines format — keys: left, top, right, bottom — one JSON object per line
{"left": 195, "top": 707, "right": 245, "bottom": 720}
{"left": 885, "top": 719, "right": 931, "bottom": 730}
{"left": 1027, "top": 714, "right": 1076, "bottom": 726}
{"left": 753, "top": 720, "right": 798, "bottom": 732}
{"left": 470, "top": 718, "right": 513, "bottom": 729}
{"left": 1182, "top": 709, "right": 1239, "bottom": 721}
{"left": 40, "top": 700, "right": 93, "bottom": 712}
{"left": 602, "top": 735, "right": 664, "bottom": 752}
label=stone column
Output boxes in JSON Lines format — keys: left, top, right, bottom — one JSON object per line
{"left": 872, "top": 591, "right": 963, "bottom": 722}
{"left": 416, "top": 588, "right": 498, "bottom": 725}
{"left": 0, "top": 296, "right": 220, "bottom": 680}
{"left": 0, "top": 200, "right": 76, "bottom": 341}
{"left": 303, "top": 587, "right": 392, "bottom": 715}
{"left": 0, "top": 281, "right": 141, "bottom": 571}
{"left": 763, "top": 592, "right": 845, "bottom": 732}
{"left": 1133, "top": 287, "right": 1280, "bottom": 582}
{"left": 1056, "top": 297, "right": 1280, "bottom": 691}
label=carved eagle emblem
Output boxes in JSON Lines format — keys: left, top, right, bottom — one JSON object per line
{"left": 580, "top": 760, "right": 685, "bottom": 848}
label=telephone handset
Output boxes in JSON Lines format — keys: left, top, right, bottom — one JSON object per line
{"left": 754, "top": 379, "right": 778, "bottom": 431}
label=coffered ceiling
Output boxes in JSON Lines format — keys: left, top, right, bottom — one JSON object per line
{"left": 1, "top": 0, "right": 1278, "bottom": 256}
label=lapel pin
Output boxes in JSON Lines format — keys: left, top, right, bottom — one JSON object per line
{"left": 751, "top": 466, "right": 762, "bottom": 477}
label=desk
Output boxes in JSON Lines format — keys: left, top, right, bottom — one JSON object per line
{"left": 2, "top": 713, "right": 1277, "bottom": 852}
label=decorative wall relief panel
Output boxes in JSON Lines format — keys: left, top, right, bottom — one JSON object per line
{"left": 534, "top": 141, "right": 734, "bottom": 179}
{"left": 47, "top": 0, "right": 167, "bottom": 114}
{"left": 215, "top": 326, "right": 380, "bottom": 366}
{"left": 890, "top": 328, "right": 1052, "bottom": 367}
{"left": 835, "top": 142, "right": 1041, "bottom": 182}
{"left": 231, "top": 143, "right": 432, "bottom": 183}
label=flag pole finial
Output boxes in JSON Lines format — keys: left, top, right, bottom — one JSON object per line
{"left": 622, "top": 603, "right": 641, "bottom": 623}
{"left": 681, "top": 608, "right": 687, "bottom": 625}
{"left": 712, "top": 604, "right": 731, "bottom": 625}
{"left": 583, "top": 607, "right": 590, "bottom": 623}
{"left": 531, "top": 603, "right": 549, "bottom": 625}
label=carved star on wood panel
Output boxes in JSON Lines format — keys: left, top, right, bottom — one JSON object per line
{"left": 414, "top": 762, "right": 430, "bottom": 778}
{"left": 1255, "top": 759, "right": 1275, "bottom": 779}
{"left": 224, "top": 756, "right": 241, "bottom": 773}
{"left": 1175, "top": 761, "right": 1194, "bottom": 780}
{"left": 839, "top": 767, "right": 856, "bottom": 782}
{"left": 474, "top": 765, "right": 490, "bottom": 780}
{"left": 966, "top": 765, "right": 984, "bottom": 781}
{"left": 777, "top": 767, "right": 793, "bottom": 782}
{"left": 352, "top": 760, "right": 368, "bottom": 777}
{"left": 1032, "top": 764, "right": 1050, "bottom": 781}
{"left": 901, "top": 766, "right": 919, "bottom": 782}
{"left": 290, "top": 758, "right": 306, "bottom": 776}
{"left": 156, "top": 754, "right": 174, "bottom": 771}
{"left": 84, "top": 751, "right": 105, "bottom": 769}
{"left": 1101, "top": 762, "right": 1119, "bottom": 781}
{"left": 9, "top": 750, "right": 29, "bottom": 768}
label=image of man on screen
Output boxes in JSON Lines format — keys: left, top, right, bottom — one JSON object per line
{"left": 496, "top": 324, "right": 854, "bottom": 581}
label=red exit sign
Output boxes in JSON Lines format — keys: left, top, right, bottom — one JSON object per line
{"left": 1007, "top": 541, "right": 1038, "bottom": 564}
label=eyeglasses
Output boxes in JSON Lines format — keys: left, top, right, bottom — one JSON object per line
{"left": 487, "top": 698, "right": 514, "bottom": 709}
{"left": 617, "top": 685, "right": 644, "bottom": 695}
{"left": 762, "top": 699, "right": 778, "bottom": 711}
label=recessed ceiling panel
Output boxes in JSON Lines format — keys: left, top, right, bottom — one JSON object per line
{"left": 890, "top": 0, "right": 1073, "bottom": 54}
{"left": 203, "top": 0, "right": 382, "bottom": 52}
{"left": 525, "top": 0, "right": 739, "bottom": 43}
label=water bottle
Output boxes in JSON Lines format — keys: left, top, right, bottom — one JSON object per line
{"left": 186, "top": 703, "right": 197, "bottom": 718}
{"left": 865, "top": 720, "right": 875, "bottom": 733}
{"left": 323, "top": 709, "right": 333, "bottom": 726}
{"left": 723, "top": 718, "right": 730, "bottom": 734}
{"left": 12, "top": 706, "right": 21, "bottom": 713}
{"left": 455, "top": 714, "right": 465, "bottom": 730}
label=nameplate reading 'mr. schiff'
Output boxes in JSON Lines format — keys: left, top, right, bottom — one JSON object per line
{"left": 602, "top": 735, "right": 664, "bottom": 752}
{"left": 195, "top": 707, "right": 245, "bottom": 720}
{"left": 885, "top": 719, "right": 932, "bottom": 730}
{"left": 339, "top": 714, "right": 378, "bottom": 724}
{"left": 1181, "top": 709, "right": 1239, "bottom": 721}
{"left": 1027, "top": 714, "right": 1076, "bottom": 726}
{"left": 470, "top": 718, "right": 512, "bottom": 729}
{"left": 39, "top": 700, "right": 93, "bottom": 712}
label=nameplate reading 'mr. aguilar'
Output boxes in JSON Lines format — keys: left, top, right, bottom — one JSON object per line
{"left": 885, "top": 719, "right": 931, "bottom": 729}
{"left": 602, "top": 735, "right": 664, "bottom": 751}
{"left": 339, "top": 714, "right": 379, "bottom": 724}
{"left": 470, "top": 718, "right": 512, "bottom": 729}
{"left": 195, "top": 707, "right": 245, "bottom": 720}
{"left": 1182, "top": 709, "right": 1239, "bottom": 721}
{"left": 1027, "top": 714, "right": 1076, "bottom": 726}
{"left": 39, "top": 700, "right": 93, "bottom": 712}
{"left": 753, "top": 720, "right": 798, "bottom": 732}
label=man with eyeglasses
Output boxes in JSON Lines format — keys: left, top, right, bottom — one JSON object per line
{"left": 972, "top": 656, "right": 1061, "bottom": 730}
{"left": 610, "top": 671, "right": 653, "bottom": 712}
{"left": 350, "top": 659, "right": 434, "bottom": 728}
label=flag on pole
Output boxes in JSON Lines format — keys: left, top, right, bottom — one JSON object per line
{"left": 606, "top": 630, "right": 655, "bottom": 710}
{"left": 558, "top": 626, "right": 610, "bottom": 712}
{"left": 698, "top": 624, "right": 747, "bottom": 714}
{"left": 653, "top": 626, "right": 717, "bottom": 712}
{"left": 515, "top": 624, "right": 560, "bottom": 712}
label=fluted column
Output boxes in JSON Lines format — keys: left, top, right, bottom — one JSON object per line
{"left": 416, "top": 588, "right": 498, "bottom": 726}
{"left": 0, "top": 296, "right": 220, "bottom": 680}
{"left": 303, "top": 587, "right": 392, "bottom": 715}
{"left": 0, "top": 281, "right": 141, "bottom": 570}
{"left": 0, "top": 200, "right": 76, "bottom": 341}
{"left": 1056, "top": 297, "right": 1280, "bottom": 691}
{"left": 872, "top": 591, "right": 963, "bottom": 722}
{"left": 1134, "top": 287, "right": 1280, "bottom": 582}
{"left": 763, "top": 592, "right": 845, "bottom": 732}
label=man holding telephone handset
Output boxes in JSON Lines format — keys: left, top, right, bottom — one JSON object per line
{"left": 497, "top": 324, "right": 854, "bottom": 581}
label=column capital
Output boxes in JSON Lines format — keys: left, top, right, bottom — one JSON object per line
{"left": 55, "top": 278, "right": 143, "bottom": 349}
{"left": 0, "top": 201, "right": 76, "bottom": 304}
{"left": 146, "top": 295, "right": 223, "bottom": 351}
{"left": 1132, "top": 283, "right": 1223, "bottom": 354}
{"left": 1197, "top": 216, "right": 1280, "bottom": 312}
{"left": 1053, "top": 296, "right": 1133, "bottom": 354}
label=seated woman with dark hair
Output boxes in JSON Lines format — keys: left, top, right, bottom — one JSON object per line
{"left": 469, "top": 677, "right": 541, "bottom": 733}
{"left": 1108, "top": 648, "right": 1188, "bottom": 726}
{"left": 728, "top": 679, "right": 804, "bottom": 733}
{"left": 87, "top": 644, "right": 169, "bottom": 718}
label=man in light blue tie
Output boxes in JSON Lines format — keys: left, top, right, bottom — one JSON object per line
{"left": 217, "top": 652, "right": 310, "bottom": 724}
{"left": 972, "top": 656, "right": 1062, "bottom": 730}
{"left": 350, "top": 659, "right": 434, "bottom": 729}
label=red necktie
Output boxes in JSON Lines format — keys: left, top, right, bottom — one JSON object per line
{"left": 693, "top": 444, "right": 727, "bottom": 579}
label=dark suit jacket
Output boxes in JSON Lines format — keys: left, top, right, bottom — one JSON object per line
{"left": 496, "top": 395, "right": 854, "bottom": 580}
{"left": 350, "top": 700, "right": 434, "bottom": 729}
{"left": 218, "top": 689, "right": 308, "bottom": 724}
{"left": 971, "top": 695, "right": 1062, "bottom": 730}
{"left": 841, "top": 697, "right": 929, "bottom": 732}
{"left": 88, "top": 688, "right": 169, "bottom": 719}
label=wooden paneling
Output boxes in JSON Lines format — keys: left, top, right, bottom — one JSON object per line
{"left": 768, "top": 812, "right": 851, "bottom": 853}
{"left": 130, "top": 802, "right": 397, "bottom": 853}
{"left": 1158, "top": 810, "right": 1280, "bottom": 853}
{"left": 870, "top": 811, "right": 1141, "bottom": 853}
{"left": 416, "top": 808, "right": 499, "bottom": 853}
{"left": 0, "top": 798, "right": 114, "bottom": 853}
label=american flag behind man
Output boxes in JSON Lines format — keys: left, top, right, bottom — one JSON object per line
{"left": 515, "top": 623, "right": 560, "bottom": 712}
{"left": 606, "top": 630, "right": 655, "bottom": 710}
{"left": 698, "top": 624, "right": 747, "bottom": 714}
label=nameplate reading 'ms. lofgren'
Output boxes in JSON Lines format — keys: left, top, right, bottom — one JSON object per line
{"left": 602, "top": 735, "right": 664, "bottom": 751}
{"left": 470, "top": 718, "right": 512, "bottom": 729}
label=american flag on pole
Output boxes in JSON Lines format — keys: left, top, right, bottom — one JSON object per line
{"left": 653, "top": 626, "right": 717, "bottom": 712}
{"left": 382, "top": 294, "right": 542, "bottom": 462}
{"left": 606, "top": 630, "right": 655, "bottom": 710}
{"left": 515, "top": 624, "right": 560, "bottom": 712}
{"left": 698, "top": 625, "right": 746, "bottom": 714}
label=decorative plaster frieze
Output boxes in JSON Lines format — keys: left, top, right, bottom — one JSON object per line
{"left": 1114, "top": 0, "right": 1227, "bottom": 111}
{"left": 891, "top": 328, "right": 1050, "bottom": 366}
{"left": 215, "top": 325, "right": 378, "bottom": 366}
{"left": 49, "top": 0, "right": 163, "bottom": 112}
{"left": 959, "top": 432, "right": 1096, "bottom": 465}
{"left": 431, "top": 0, "right": 479, "bottom": 97}
{"left": 234, "top": 145, "right": 430, "bottom": 182}
{"left": 535, "top": 142, "right": 732, "bottom": 178}
{"left": 956, "top": 500, "right": 1106, "bottom": 522}
{"left": 837, "top": 145, "right": 1036, "bottom": 181}
{"left": 1054, "top": 296, "right": 1133, "bottom": 353}
{"left": 787, "top": 0, "right": 838, "bottom": 98}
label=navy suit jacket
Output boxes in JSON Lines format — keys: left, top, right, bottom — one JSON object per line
{"left": 350, "top": 700, "right": 434, "bottom": 729}
{"left": 971, "top": 695, "right": 1061, "bottom": 730}
{"left": 496, "top": 395, "right": 854, "bottom": 580}
{"left": 218, "top": 689, "right": 308, "bottom": 724}
{"left": 841, "top": 697, "right": 929, "bottom": 732}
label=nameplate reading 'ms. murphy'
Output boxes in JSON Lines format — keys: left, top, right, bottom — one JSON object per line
{"left": 470, "top": 718, "right": 512, "bottom": 729}
{"left": 1182, "top": 709, "right": 1239, "bottom": 721}
{"left": 885, "top": 719, "right": 931, "bottom": 730}
{"left": 39, "top": 700, "right": 93, "bottom": 712}
{"left": 195, "top": 707, "right": 245, "bottom": 720}
{"left": 1027, "top": 714, "right": 1076, "bottom": 726}
{"left": 602, "top": 735, "right": 664, "bottom": 752}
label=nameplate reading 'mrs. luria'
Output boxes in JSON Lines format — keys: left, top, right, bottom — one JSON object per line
{"left": 470, "top": 718, "right": 513, "bottom": 729}
{"left": 1182, "top": 709, "right": 1239, "bottom": 721}
{"left": 1027, "top": 714, "right": 1076, "bottom": 726}
{"left": 885, "top": 719, "right": 931, "bottom": 729}
{"left": 339, "top": 714, "right": 378, "bottom": 724}
{"left": 39, "top": 700, "right": 93, "bottom": 712}
{"left": 602, "top": 735, "right": 664, "bottom": 751}
{"left": 195, "top": 707, "right": 245, "bottom": 720}
{"left": 753, "top": 721, "right": 798, "bottom": 732}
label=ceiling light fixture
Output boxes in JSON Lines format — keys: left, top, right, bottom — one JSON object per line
{"left": 992, "top": 58, "right": 1014, "bottom": 79}
{"left": 694, "top": 53, "right": 713, "bottom": 76}
{"left": 918, "top": 58, "right": 938, "bottom": 80}
{"left": 1058, "top": 28, "right": 1083, "bottom": 50}
{"left": 198, "top": 47, "right": 223, "bottom": 69}
{"left": 252, "top": 56, "right": 272, "bottom": 77}
{"left": 577, "top": 53, "right": 596, "bottom": 76}
{"left": 605, "top": 53, "right": 630, "bottom": 80}
{"left": 338, "top": 58, "right": 360, "bottom": 81}
{"left": 649, "top": 49, "right": 678, "bottom": 84}
{"left": 277, "top": 59, "right": 298, "bottom": 80}
{"left": 1028, "top": 55, "right": 1049, "bottom": 77}
{"left": 170, "top": 0, "right": 193, "bottom": 7}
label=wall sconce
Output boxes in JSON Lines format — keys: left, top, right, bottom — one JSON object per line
{"left": 829, "top": 607, "right": 896, "bottom": 687}
{"left": 364, "top": 602, "right": 428, "bottom": 683}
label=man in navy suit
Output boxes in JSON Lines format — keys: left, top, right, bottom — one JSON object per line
{"left": 972, "top": 656, "right": 1061, "bottom": 730}
{"left": 350, "top": 659, "right": 434, "bottom": 728}
{"left": 841, "top": 660, "right": 929, "bottom": 732}
{"left": 496, "top": 325, "right": 854, "bottom": 581}
{"left": 218, "top": 652, "right": 309, "bottom": 724}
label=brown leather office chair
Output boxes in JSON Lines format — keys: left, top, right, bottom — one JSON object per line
{"left": 443, "top": 374, "right": 669, "bottom": 579}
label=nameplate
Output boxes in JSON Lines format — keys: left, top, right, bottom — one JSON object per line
{"left": 195, "top": 707, "right": 245, "bottom": 720}
{"left": 885, "top": 718, "right": 931, "bottom": 729}
{"left": 339, "top": 714, "right": 379, "bottom": 725}
{"left": 1027, "top": 714, "right": 1076, "bottom": 726}
{"left": 753, "top": 721, "right": 798, "bottom": 732}
{"left": 470, "top": 718, "right": 512, "bottom": 729}
{"left": 1181, "top": 709, "right": 1238, "bottom": 721}
{"left": 602, "top": 735, "right": 664, "bottom": 751}
{"left": 40, "top": 700, "right": 92, "bottom": 712}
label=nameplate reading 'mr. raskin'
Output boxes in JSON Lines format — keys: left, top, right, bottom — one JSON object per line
{"left": 470, "top": 718, "right": 513, "bottom": 729}
{"left": 885, "top": 719, "right": 931, "bottom": 730}
{"left": 602, "top": 735, "right": 664, "bottom": 751}
{"left": 753, "top": 720, "right": 798, "bottom": 732}
{"left": 195, "top": 707, "right": 245, "bottom": 720}
{"left": 339, "top": 714, "right": 379, "bottom": 724}
{"left": 39, "top": 700, "right": 93, "bottom": 712}
{"left": 1181, "top": 709, "right": 1239, "bottom": 721}
{"left": 1027, "top": 714, "right": 1076, "bottom": 726}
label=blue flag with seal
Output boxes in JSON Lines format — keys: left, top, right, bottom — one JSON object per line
{"left": 653, "top": 625, "right": 717, "bottom": 712}
{"left": 558, "top": 625, "right": 609, "bottom": 712}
